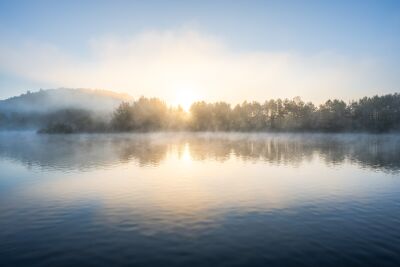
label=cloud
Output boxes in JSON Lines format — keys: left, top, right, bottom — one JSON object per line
{"left": 0, "top": 29, "right": 397, "bottom": 103}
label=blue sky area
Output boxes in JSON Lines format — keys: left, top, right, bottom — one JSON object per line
{"left": 0, "top": 0, "right": 399, "bottom": 103}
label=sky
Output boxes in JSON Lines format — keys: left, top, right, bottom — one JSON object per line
{"left": 0, "top": 0, "right": 399, "bottom": 106}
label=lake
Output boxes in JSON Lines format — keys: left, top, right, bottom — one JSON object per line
{"left": 1, "top": 132, "right": 400, "bottom": 267}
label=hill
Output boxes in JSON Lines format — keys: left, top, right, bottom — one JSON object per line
{"left": 0, "top": 88, "right": 133, "bottom": 130}
{"left": 0, "top": 88, "right": 133, "bottom": 114}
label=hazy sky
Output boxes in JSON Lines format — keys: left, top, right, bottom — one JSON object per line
{"left": 0, "top": 0, "right": 399, "bottom": 105}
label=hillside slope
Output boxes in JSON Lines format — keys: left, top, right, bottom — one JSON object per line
{"left": 0, "top": 88, "right": 133, "bottom": 114}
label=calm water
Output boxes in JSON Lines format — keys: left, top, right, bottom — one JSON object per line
{"left": 1, "top": 132, "right": 400, "bottom": 267}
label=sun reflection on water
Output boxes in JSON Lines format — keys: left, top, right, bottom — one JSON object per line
{"left": 1, "top": 133, "right": 400, "bottom": 234}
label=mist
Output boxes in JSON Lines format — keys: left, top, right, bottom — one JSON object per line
{"left": 1, "top": 88, "right": 400, "bottom": 133}
{"left": 0, "top": 88, "right": 131, "bottom": 130}
{"left": 1, "top": 131, "right": 399, "bottom": 173}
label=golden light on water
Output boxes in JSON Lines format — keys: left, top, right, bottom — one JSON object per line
{"left": 11, "top": 134, "right": 396, "bottom": 234}
{"left": 180, "top": 143, "right": 192, "bottom": 163}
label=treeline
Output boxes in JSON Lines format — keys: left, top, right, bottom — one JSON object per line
{"left": 0, "top": 109, "right": 108, "bottom": 133}
{"left": 29, "top": 93, "right": 400, "bottom": 133}
{"left": 110, "top": 94, "right": 400, "bottom": 133}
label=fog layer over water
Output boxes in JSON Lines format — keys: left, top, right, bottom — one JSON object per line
{"left": 1, "top": 132, "right": 400, "bottom": 171}
{"left": 1, "top": 133, "right": 400, "bottom": 267}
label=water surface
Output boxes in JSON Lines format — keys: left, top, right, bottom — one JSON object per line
{"left": 1, "top": 132, "right": 400, "bottom": 267}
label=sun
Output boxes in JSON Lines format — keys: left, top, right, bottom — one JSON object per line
{"left": 173, "top": 89, "right": 198, "bottom": 112}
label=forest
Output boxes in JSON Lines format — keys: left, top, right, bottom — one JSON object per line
{"left": 32, "top": 93, "right": 400, "bottom": 133}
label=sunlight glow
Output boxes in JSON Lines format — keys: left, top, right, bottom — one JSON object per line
{"left": 172, "top": 88, "right": 198, "bottom": 112}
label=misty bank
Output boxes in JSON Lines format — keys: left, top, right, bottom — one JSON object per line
{"left": 1, "top": 89, "right": 400, "bottom": 134}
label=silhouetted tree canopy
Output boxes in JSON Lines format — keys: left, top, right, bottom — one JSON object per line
{"left": 2, "top": 93, "right": 400, "bottom": 133}
{"left": 110, "top": 93, "right": 400, "bottom": 133}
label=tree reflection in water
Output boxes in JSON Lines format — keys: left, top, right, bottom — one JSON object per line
{"left": 0, "top": 132, "right": 399, "bottom": 172}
